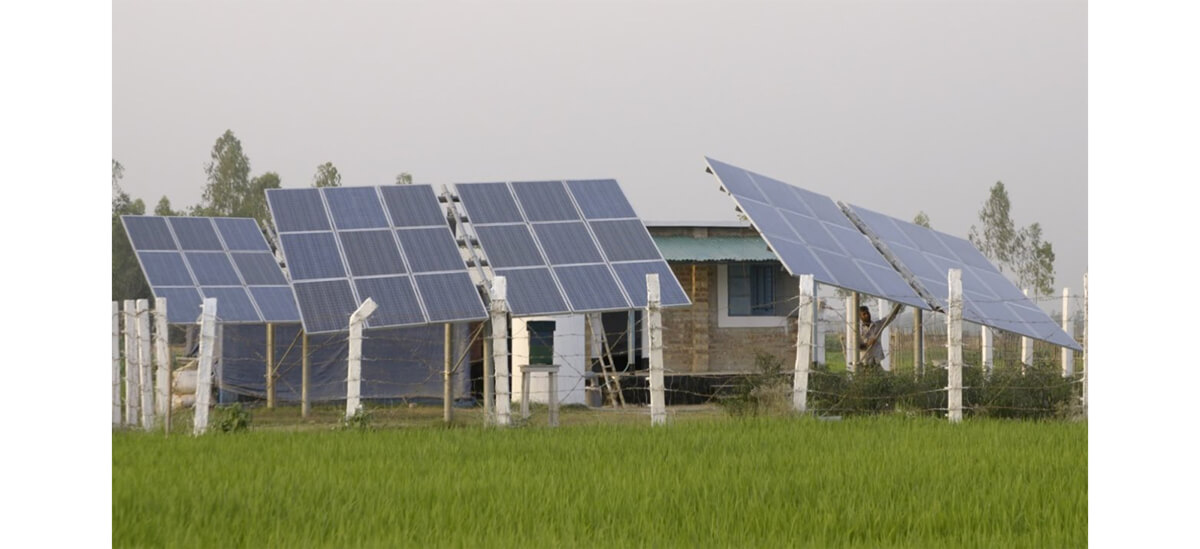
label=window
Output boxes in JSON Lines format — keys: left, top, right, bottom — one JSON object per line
{"left": 728, "top": 263, "right": 776, "bottom": 316}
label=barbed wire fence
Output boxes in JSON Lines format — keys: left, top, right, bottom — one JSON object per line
{"left": 111, "top": 273, "right": 1087, "bottom": 432}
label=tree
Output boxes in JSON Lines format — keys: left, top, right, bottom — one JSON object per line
{"left": 199, "top": 130, "right": 252, "bottom": 216}
{"left": 968, "top": 181, "right": 1019, "bottom": 272}
{"left": 1016, "top": 223, "right": 1056, "bottom": 296}
{"left": 913, "top": 211, "right": 932, "bottom": 229}
{"left": 243, "top": 172, "right": 282, "bottom": 226}
{"left": 112, "top": 159, "right": 151, "bottom": 301}
{"left": 154, "top": 196, "right": 180, "bottom": 216}
{"left": 395, "top": 172, "right": 413, "bottom": 185}
{"left": 312, "top": 162, "right": 341, "bottom": 188}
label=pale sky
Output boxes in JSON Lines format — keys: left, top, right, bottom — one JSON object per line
{"left": 113, "top": 0, "right": 1087, "bottom": 304}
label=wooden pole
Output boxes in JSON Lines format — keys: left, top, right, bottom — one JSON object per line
{"left": 137, "top": 299, "right": 154, "bottom": 429}
{"left": 794, "top": 275, "right": 816, "bottom": 413}
{"left": 647, "top": 274, "right": 665, "bottom": 426}
{"left": 1061, "top": 287, "right": 1074, "bottom": 377}
{"left": 1020, "top": 289, "right": 1033, "bottom": 374}
{"left": 124, "top": 300, "right": 138, "bottom": 426}
{"left": 347, "top": 298, "right": 378, "bottom": 419}
{"left": 947, "top": 270, "right": 964, "bottom": 424}
{"left": 1082, "top": 274, "right": 1088, "bottom": 417}
{"left": 194, "top": 298, "right": 217, "bottom": 435}
{"left": 112, "top": 302, "right": 121, "bottom": 428}
{"left": 914, "top": 308, "right": 924, "bottom": 377}
{"left": 266, "top": 323, "right": 275, "bottom": 409}
{"left": 492, "top": 277, "right": 511, "bottom": 426}
{"left": 154, "top": 297, "right": 171, "bottom": 434}
{"left": 301, "top": 332, "right": 310, "bottom": 418}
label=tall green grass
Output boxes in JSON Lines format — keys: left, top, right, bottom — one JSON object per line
{"left": 113, "top": 416, "right": 1085, "bottom": 548}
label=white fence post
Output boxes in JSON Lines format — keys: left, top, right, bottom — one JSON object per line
{"left": 845, "top": 298, "right": 857, "bottom": 373}
{"left": 1082, "top": 274, "right": 1088, "bottom": 417}
{"left": 154, "top": 298, "right": 170, "bottom": 428}
{"left": 876, "top": 298, "right": 891, "bottom": 371}
{"left": 112, "top": 302, "right": 121, "bottom": 427}
{"left": 947, "top": 269, "right": 963, "bottom": 424}
{"left": 816, "top": 304, "right": 826, "bottom": 366}
{"left": 647, "top": 274, "right": 666, "bottom": 426}
{"left": 347, "top": 298, "right": 378, "bottom": 419}
{"left": 913, "top": 308, "right": 924, "bottom": 377}
{"left": 1020, "top": 289, "right": 1033, "bottom": 373}
{"left": 137, "top": 299, "right": 154, "bottom": 429}
{"left": 1061, "top": 287, "right": 1074, "bottom": 377}
{"left": 193, "top": 298, "right": 218, "bottom": 435}
{"left": 981, "top": 326, "right": 993, "bottom": 376}
{"left": 491, "top": 277, "right": 511, "bottom": 427}
{"left": 123, "top": 300, "right": 139, "bottom": 426}
{"left": 794, "top": 275, "right": 816, "bottom": 413}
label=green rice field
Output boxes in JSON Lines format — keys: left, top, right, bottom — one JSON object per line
{"left": 113, "top": 415, "right": 1086, "bottom": 548}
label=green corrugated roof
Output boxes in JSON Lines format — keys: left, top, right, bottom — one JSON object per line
{"left": 651, "top": 235, "right": 778, "bottom": 262}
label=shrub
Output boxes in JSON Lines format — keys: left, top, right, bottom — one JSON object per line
{"left": 212, "top": 403, "right": 251, "bottom": 433}
{"left": 718, "top": 352, "right": 792, "bottom": 417}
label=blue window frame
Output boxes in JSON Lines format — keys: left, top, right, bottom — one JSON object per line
{"left": 728, "top": 263, "right": 777, "bottom": 316}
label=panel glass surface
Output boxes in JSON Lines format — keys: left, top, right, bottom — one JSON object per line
{"left": 455, "top": 183, "right": 524, "bottom": 224}
{"left": 492, "top": 268, "right": 570, "bottom": 316}
{"left": 553, "top": 265, "right": 630, "bottom": 311}
{"left": 200, "top": 287, "right": 261, "bottom": 322}
{"left": 153, "top": 287, "right": 204, "bottom": 323}
{"left": 473, "top": 225, "right": 545, "bottom": 268}
{"left": 267, "top": 188, "right": 331, "bottom": 232}
{"left": 380, "top": 185, "right": 448, "bottom": 227}
{"left": 512, "top": 181, "right": 580, "bottom": 222}
{"left": 588, "top": 220, "right": 662, "bottom": 262}
{"left": 214, "top": 217, "right": 271, "bottom": 251}
{"left": 566, "top": 179, "right": 638, "bottom": 219}
{"left": 122, "top": 216, "right": 177, "bottom": 250}
{"left": 339, "top": 230, "right": 406, "bottom": 277}
{"left": 612, "top": 261, "right": 691, "bottom": 308}
{"left": 168, "top": 217, "right": 223, "bottom": 250}
{"left": 323, "top": 186, "right": 389, "bottom": 230}
{"left": 248, "top": 286, "right": 302, "bottom": 322}
{"left": 293, "top": 279, "right": 360, "bottom": 333}
{"left": 230, "top": 252, "right": 289, "bottom": 286}
{"left": 396, "top": 228, "right": 465, "bottom": 273}
{"left": 278, "top": 232, "right": 346, "bottom": 280}
{"left": 137, "top": 252, "right": 194, "bottom": 286}
{"left": 353, "top": 276, "right": 426, "bottom": 327}
{"left": 413, "top": 273, "right": 488, "bottom": 323}
{"left": 185, "top": 252, "right": 243, "bottom": 286}
{"left": 532, "top": 222, "right": 603, "bottom": 264}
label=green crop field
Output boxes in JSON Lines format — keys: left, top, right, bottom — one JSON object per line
{"left": 113, "top": 415, "right": 1085, "bottom": 548}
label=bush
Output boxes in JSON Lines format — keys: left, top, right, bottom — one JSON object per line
{"left": 212, "top": 403, "right": 251, "bottom": 433}
{"left": 341, "top": 407, "right": 373, "bottom": 431}
{"left": 718, "top": 352, "right": 792, "bottom": 417}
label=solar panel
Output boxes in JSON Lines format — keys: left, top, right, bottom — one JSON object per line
{"left": 121, "top": 215, "right": 301, "bottom": 325}
{"left": 455, "top": 179, "right": 691, "bottom": 315}
{"left": 266, "top": 185, "right": 487, "bottom": 333}
{"left": 844, "top": 203, "right": 1081, "bottom": 350}
{"left": 703, "top": 157, "right": 927, "bottom": 309}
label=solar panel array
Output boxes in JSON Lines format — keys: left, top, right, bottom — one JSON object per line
{"left": 844, "top": 204, "right": 1082, "bottom": 350}
{"left": 122, "top": 216, "right": 301, "bottom": 324}
{"left": 703, "top": 157, "right": 927, "bottom": 309}
{"left": 456, "top": 179, "right": 690, "bottom": 316}
{"left": 266, "top": 186, "right": 487, "bottom": 334}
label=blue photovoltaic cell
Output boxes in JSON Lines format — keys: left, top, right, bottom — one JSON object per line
{"left": 214, "top": 217, "right": 271, "bottom": 251}
{"left": 380, "top": 185, "right": 448, "bottom": 227}
{"left": 512, "top": 181, "right": 580, "bottom": 222}
{"left": 553, "top": 264, "right": 630, "bottom": 311}
{"left": 353, "top": 276, "right": 426, "bottom": 327}
{"left": 168, "top": 217, "right": 223, "bottom": 250}
{"left": 612, "top": 261, "right": 690, "bottom": 308}
{"left": 473, "top": 225, "right": 545, "bottom": 268}
{"left": 588, "top": 220, "right": 662, "bottom": 262}
{"left": 279, "top": 232, "right": 346, "bottom": 280}
{"left": 267, "top": 188, "right": 331, "bottom": 232}
{"left": 532, "top": 222, "right": 603, "bottom": 264}
{"left": 185, "top": 252, "right": 243, "bottom": 286}
{"left": 339, "top": 230, "right": 406, "bottom": 277}
{"left": 396, "top": 228, "right": 465, "bottom": 273}
{"left": 414, "top": 273, "right": 487, "bottom": 323}
{"left": 248, "top": 286, "right": 301, "bottom": 323}
{"left": 200, "top": 287, "right": 261, "bottom": 322}
{"left": 738, "top": 199, "right": 796, "bottom": 240}
{"left": 153, "top": 287, "right": 203, "bottom": 323}
{"left": 779, "top": 210, "right": 840, "bottom": 253}
{"left": 705, "top": 157, "right": 769, "bottom": 204}
{"left": 493, "top": 268, "right": 570, "bottom": 316}
{"left": 567, "top": 179, "right": 638, "bottom": 219}
{"left": 123, "top": 216, "right": 177, "bottom": 250}
{"left": 323, "top": 186, "right": 389, "bottom": 230}
{"left": 749, "top": 172, "right": 811, "bottom": 216}
{"left": 456, "top": 183, "right": 524, "bottom": 224}
{"left": 765, "top": 238, "right": 832, "bottom": 281}
{"left": 231, "top": 252, "right": 289, "bottom": 286}
{"left": 293, "top": 279, "right": 360, "bottom": 333}
{"left": 137, "top": 252, "right": 194, "bottom": 286}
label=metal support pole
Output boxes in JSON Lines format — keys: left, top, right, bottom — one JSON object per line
{"left": 492, "top": 277, "right": 511, "bottom": 426}
{"left": 483, "top": 323, "right": 494, "bottom": 425}
{"left": 266, "top": 323, "right": 275, "bottom": 409}
{"left": 444, "top": 323, "right": 453, "bottom": 424}
{"left": 301, "top": 332, "right": 310, "bottom": 418}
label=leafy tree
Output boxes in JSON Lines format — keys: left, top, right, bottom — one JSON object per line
{"left": 1016, "top": 223, "right": 1056, "bottom": 296}
{"left": 198, "top": 130, "right": 252, "bottom": 216}
{"left": 395, "top": 172, "right": 413, "bottom": 185}
{"left": 913, "top": 211, "right": 932, "bottom": 229}
{"left": 312, "top": 162, "right": 341, "bottom": 188}
{"left": 154, "top": 196, "right": 180, "bottom": 216}
{"left": 112, "top": 159, "right": 151, "bottom": 301}
{"left": 243, "top": 172, "right": 282, "bottom": 226}
{"left": 968, "top": 181, "right": 1019, "bottom": 272}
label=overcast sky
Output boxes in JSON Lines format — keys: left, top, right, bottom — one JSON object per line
{"left": 113, "top": 0, "right": 1086, "bottom": 302}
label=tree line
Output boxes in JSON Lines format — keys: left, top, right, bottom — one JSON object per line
{"left": 112, "top": 129, "right": 414, "bottom": 301}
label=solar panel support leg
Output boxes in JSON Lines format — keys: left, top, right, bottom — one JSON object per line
{"left": 266, "top": 323, "right": 275, "bottom": 409}
{"left": 301, "top": 333, "right": 310, "bottom": 419}
{"left": 444, "top": 323, "right": 453, "bottom": 424}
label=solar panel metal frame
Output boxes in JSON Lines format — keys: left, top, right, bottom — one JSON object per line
{"left": 266, "top": 185, "right": 487, "bottom": 334}
{"left": 841, "top": 202, "right": 1082, "bottom": 351}
{"left": 703, "top": 157, "right": 928, "bottom": 309}
{"left": 121, "top": 215, "right": 300, "bottom": 325}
